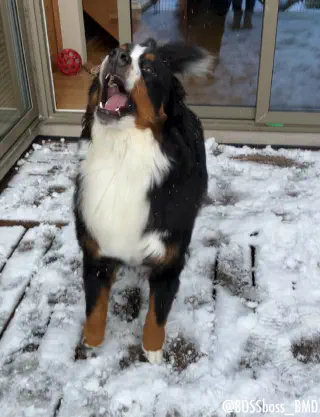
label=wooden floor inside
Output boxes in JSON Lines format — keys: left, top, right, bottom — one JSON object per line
{"left": 53, "top": 70, "right": 91, "bottom": 110}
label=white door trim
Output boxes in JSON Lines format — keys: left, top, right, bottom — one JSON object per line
{"left": 57, "top": 0, "right": 87, "bottom": 62}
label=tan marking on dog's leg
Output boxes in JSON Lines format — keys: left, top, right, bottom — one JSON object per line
{"left": 83, "top": 268, "right": 117, "bottom": 347}
{"left": 83, "top": 287, "right": 109, "bottom": 347}
{"left": 142, "top": 293, "right": 165, "bottom": 363}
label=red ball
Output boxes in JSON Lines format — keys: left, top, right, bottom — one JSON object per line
{"left": 57, "top": 49, "right": 82, "bottom": 75}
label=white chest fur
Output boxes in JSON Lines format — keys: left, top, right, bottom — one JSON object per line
{"left": 80, "top": 116, "right": 170, "bottom": 264}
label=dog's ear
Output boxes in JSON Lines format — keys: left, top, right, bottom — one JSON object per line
{"left": 165, "top": 75, "right": 186, "bottom": 118}
{"left": 157, "top": 43, "right": 214, "bottom": 77}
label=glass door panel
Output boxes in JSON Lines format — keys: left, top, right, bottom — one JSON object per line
{"left": 132, "top": 0, "right": 264, "bottom": 109}
{"left": 270, "top": 4, "right": 320, "bottom": 112}
{"left": 0, "top": 0, "right": 32, "bottom": 140}
{"left": 255, "top": 0, "right": 320, "bottom": 126}
{"left": 0, "top": 0, "right": 39, "bottom": 174}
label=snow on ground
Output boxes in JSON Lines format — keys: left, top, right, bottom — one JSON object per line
{"left": 1, "top": 139, "right": 320, "bottom": 416}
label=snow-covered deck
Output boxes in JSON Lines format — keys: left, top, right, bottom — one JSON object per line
{"left": 0, "top": 139, "right": 319, "bottom": 416}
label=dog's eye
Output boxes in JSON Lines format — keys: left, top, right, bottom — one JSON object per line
{"left": 143, "top": 66, "right": 157, "bottom": 76}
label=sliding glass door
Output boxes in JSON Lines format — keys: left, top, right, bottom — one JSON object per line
{"left": 128, "top": 0, "right": 320, "bottom": 128}
{"left": 0, "top": 0, "right": 39, "bottom": 160}
{"left": 31, "top": 0, "right": 320, "bottom": 136}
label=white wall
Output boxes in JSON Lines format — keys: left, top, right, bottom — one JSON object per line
{"left": 58, "top": 0, "right": 87, "bottom": 63}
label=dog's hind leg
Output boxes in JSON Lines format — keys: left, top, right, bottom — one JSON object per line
{"left": 143, "top": 259, "right": 183, "bottom": 364}
{"left": 82, "top": 254, "right": 118, "bottom": 347}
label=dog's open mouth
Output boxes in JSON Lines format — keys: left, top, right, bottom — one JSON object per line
{"left": 98, "top": 74, "right": 133, "bottom": 118}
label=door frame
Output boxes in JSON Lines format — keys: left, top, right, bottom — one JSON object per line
{"left": 0, "top": 0, "right": 40, "bottom": 159}
{"left": 21, "top": 0, "right": 134, "bottom": 128}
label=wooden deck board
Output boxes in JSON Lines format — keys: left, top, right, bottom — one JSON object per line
{"left": 0, "top": 226, "right": 55, "bottom": 337}
{"left": 0, "top": 141, "right": 83, "bottom": 224}
{"left": 0, "top": 226, "right": 26, "bottom": 271}
{"left": 215, "top": 243, "right": 255, "bottom": 301}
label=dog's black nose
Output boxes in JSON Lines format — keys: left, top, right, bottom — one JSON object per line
{"left": 109, "top": 48, "right": 131, "bottom": 68}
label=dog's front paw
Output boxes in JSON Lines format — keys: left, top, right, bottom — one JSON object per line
{"left": 82, "top": 323, "right": 105, "bottom": 348}
{"left": 143, "top": 347, "right": 163, "bottom": 364}
{"left": 82, "top": 338, "right": 100, "bottom": 349}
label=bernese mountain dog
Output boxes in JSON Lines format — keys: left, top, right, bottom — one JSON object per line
{"left": 73, "top": 39, "right": 209, "bottom": 364}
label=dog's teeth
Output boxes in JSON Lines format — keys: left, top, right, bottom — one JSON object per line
{"left": 108, "top": 75, "right": 117, "bottom": 87}
{"left": 99, "top": 102, "right": 103, "bottom": 108}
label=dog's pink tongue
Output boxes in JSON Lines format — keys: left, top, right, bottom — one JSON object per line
{"left": 105, "top": 94, "right": 128, "bottom": 111}
{"left": 105, "top": 86, "right": 128, "bottom": 111}
{"left": 107, "top": 86, "right": 119, "bottom": 99}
